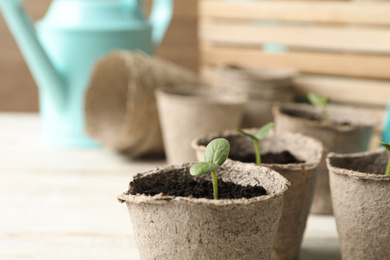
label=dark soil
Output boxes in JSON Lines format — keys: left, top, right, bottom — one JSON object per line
{"left": 130, "top": 177, "right": 267, "bottom": 200}
{"left": 230, "top": 151, "right": 304, "bottom": 164}
{"left": 281, "top": 108, "right": 350, "bottom": 126}
{"left": 282, "top": 109, "right": 322, "bottom": 122}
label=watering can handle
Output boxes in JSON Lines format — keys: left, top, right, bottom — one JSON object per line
{"left": 149, "top": 0, "right": 173, "bottom": 46}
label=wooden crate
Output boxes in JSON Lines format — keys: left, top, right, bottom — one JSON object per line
{"left": 199, "top": 0, "right": 390, "bottom": 108}
{"left": 199, "top": 0, "right": 390, "bottom": 148}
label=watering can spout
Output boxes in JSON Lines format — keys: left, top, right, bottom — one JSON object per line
{"left": 0, "top": 0, "right": 65, "bottom": 109}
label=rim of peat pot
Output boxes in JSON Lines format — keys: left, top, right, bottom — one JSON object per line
{"left": 327, "top": 148, "right": 390, "bottom": 181}
{"left": 191, "top": 129, "right": 323, "bottom": 171}
{"left": 273, "top": 103, "right": 380, "bottom": 131}
{"left": 155, "top": 87, "right": 248, "bottom": 107}
{"left": 221, "top": 65, "right": 298, "bottom": 85}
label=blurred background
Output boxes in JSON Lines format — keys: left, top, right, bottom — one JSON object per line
{"left": 2, "top": 1, "right": 390, "bottom": 259}
{"left": 2, "top": 0, "right": 388, "bottom": 144}
{"left": 0, "top": 0, "right": 198, "bottom": 112}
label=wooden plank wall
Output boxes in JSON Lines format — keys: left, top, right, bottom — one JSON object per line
{"left": 199, "top": 0, "right": 390, "bottom": 110}
{"left": 0, "top": 0, "right": 198, "bottom": 112}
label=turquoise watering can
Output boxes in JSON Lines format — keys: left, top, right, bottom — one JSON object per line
{"left": 383, "top": 104, "right": 390, "bottom": 144}
{"left": 0, "top": 0, "right": 173, "bottom": 147}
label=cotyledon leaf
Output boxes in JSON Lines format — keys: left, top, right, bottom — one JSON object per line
{"left": 255, "top": 122, "right": 274, "bottom": 140}
{"left": 204, "top": 138, "right": 230, "bottom": 166}
{"left": 190, "top": 162, "right": 220, "bottom": 177}
{"left": 380, "top": 141, "right": 390, "bottom": 153}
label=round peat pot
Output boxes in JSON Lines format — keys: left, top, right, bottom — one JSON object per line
{"left": 118, "top": 160, "right": 289, "bottom": 260}
{"left": 155, "top": 87, "right": 246, "bottom": 164}
{"left": 192, "top": 130, "right": 323, "bottom": 260}
{"left": 327, "top": 149, "right": 390, "bottom": 260}
{"left": 273, "top": 103, "right": 379, "bottom": 214}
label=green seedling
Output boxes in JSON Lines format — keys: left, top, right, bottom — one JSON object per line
{"left": 236, "top": 122, "right": 274, "bottom": 165}
{"left": 380, "top": 141, "right": 390, "bottom": 175}
{"left": 307, "top": 92, "right": 330, "bottom": 121}
{"left": 190, "top": 138, "right": 230, "bottom": 200}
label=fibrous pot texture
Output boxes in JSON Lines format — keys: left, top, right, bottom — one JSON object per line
{"left": 192, "top": 130, "right": 323, "bottom": 260}
{"left": 156, "top": 87, "right": 246, "bottom": 164}
{"left": 118, "top": 160, "right": 290, "bottom": 260}
{"left": 327, "top": 149, "right": 390, "bottom": 260}
{"left": 273, "top": 103, "right": 379, "bottom": 214}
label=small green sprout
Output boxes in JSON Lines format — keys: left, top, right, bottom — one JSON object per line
{"left": 380, "top": 141, "right": 390, "bottom": 175}
{"left": 236, "top": 122, "right": 274, "bottom": 165}
{"left": 190, "top": 138, "right": 230, "bottom": 200}
{"left": 308, "top": 92, "right": 330, "bottom": 121}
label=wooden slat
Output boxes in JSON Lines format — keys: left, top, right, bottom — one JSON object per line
{"left": 201, "top": 46, "right": 390, "bottom": 80}
{"left": 200, "top": 21, "right": 390, "bottom": 53}
{"left": 200, "top": 67, "right": 390, "bottom": 107}
{"left": 294, "top": 75, "right": 390, "bottom": 107}
{"left": 200, "top": 0, "right": 390, "bottom": 26}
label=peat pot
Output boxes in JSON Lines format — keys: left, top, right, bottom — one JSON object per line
{"left": 155, "top": 87, "right": 246, "bottom": 164}
{"left": 192, "top": 130, "right": 323, "bottom": 260}
{"left": 273, "top": 103, "right": 379, "bottom": 214}
{"left": 220, "top": 66, "right": 296, "bottom": 128}
{"left": 85, "top": 51, "right": 201, "bottom": 158}
{"left": 327, "top": 149, "right": 390, "bottom": 260}
{"left": 118, "top": 160, "right": 290, "bottom": 260}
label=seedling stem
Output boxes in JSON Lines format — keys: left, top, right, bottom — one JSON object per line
{"left": 380, "top": 141, "right": 390, "bottom": 175}
{"left": 253, "top": 139, "right": 261, "bottom": 165}
{"left": 236, "top": 122, "right": 274, "bottom": 165}
{"left": 307, "top": 92, "right": 330, "bottom": 121}
{"left": 211, "top": 171, "right": 218, "bottom": 200}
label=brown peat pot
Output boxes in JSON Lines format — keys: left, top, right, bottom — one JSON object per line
{"left": 118, "top": 160, "right": 289, "bottom": 260}
{"left": 327, "top": 149, "right": 390, "bottom": 260}
{"left": 273, "top": 103, "right": 379, "bottom": 214}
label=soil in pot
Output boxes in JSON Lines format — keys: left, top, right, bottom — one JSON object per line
{"left": 128, "top": 176, "right": 267, "bottom": 199}
{"left": 280, "top": 107, "right": 351, "bottom": 126}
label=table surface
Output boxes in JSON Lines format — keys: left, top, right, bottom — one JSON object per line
{"left": 0, "top": 113, "right": 341, "bottom": 260}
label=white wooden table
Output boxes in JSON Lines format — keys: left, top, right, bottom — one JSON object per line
{"left": 0, "top": 113, "right": 341, "bottom": 259}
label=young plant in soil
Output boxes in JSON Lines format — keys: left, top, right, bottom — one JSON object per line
{"left": 190, "top": 138, "right": 230, "bottom": 200}
{"left": 307, "top": 92, "right": 330, "bottom": 121}
{"left": 236, "top": 122, "right": 274, "bottom": 165}
{"left": 380, "top": 141, "right": 390, "bottom": 175}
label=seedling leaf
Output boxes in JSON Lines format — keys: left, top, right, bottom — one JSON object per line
{"left": 190, "top": 162, "right": 220, "bottom": 177}
{"left": 308, "top": 92, "right": 330, "bottom": 121}
{"left": 380, "top": 141, "right": 390, "bottom": 153}
{"left": 204, "top": 138, "right": 230, "bottom": 166}
{"left": 255, "top": 122, "right": 275, "bottom": 140}
{"left": 308, "top": 92, "right": 329, "bottom": 106}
